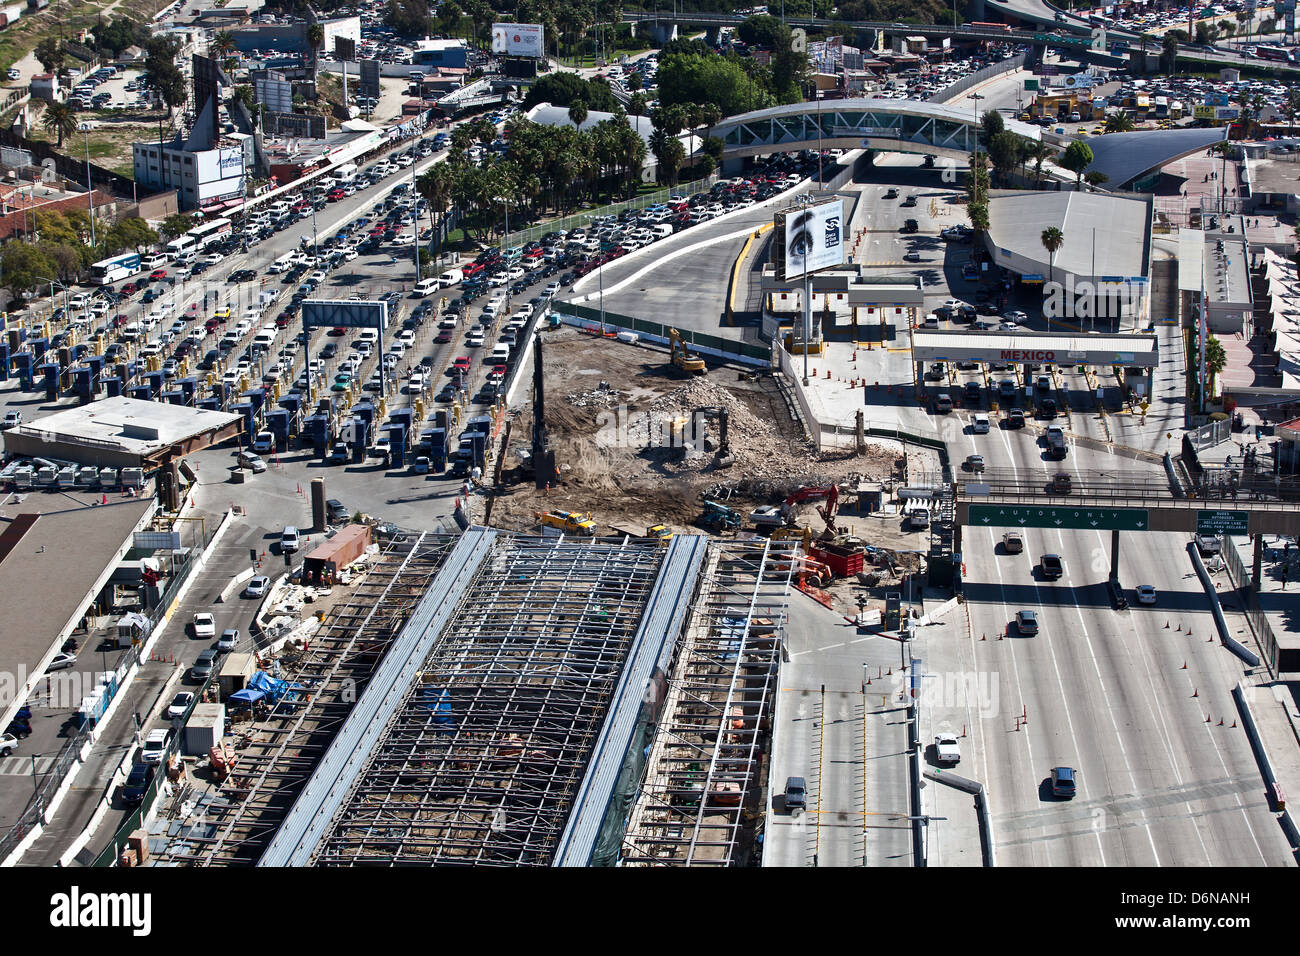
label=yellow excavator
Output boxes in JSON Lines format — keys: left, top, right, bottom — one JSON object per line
{"left": 669, "top": 328, "right": 706, "bottom": 375}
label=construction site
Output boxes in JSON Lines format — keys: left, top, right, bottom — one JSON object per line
{"left": 485, "top": 329, "right": 944, "bottom": 621}
{"left": 122, "top": 526, "right": 806, "bottom": 867}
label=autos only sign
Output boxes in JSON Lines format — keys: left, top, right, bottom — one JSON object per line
{"left": 782, "top": 198, "right": 844, "bottom": 281}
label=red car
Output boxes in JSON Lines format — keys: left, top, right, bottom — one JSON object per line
{"left": 120, "top": 282, "right": 138, "bottom": 296}
{"left": 434, "top": 329, "right": 452, "bottom": 344}
{"left": 452, "top": 355, "right": 471, "bottom": 372}
{"left": 150, "top": 269, "right": 168, "bottom": 281}
{"left": 274, "top": 314, "right": 291, "bottom": 328}
{"left": 462, "top": 262, "right": 485, "bottom": 277}
{"left": 205, "top": 317, "right": 221, "bottom": 332}
{"left": 327, "top": 188, "right": 345, "bottom": 201}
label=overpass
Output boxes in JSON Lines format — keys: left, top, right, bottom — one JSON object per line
{"left": 713, "top": 97, "right": 1042, "bottom": 161}
{"left": 620, "top": 8, "right": 1299, "bottom": 74}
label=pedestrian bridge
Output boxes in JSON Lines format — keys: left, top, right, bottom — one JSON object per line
{"left": 715, "top": 99, "right": 1043, "bottom": 161}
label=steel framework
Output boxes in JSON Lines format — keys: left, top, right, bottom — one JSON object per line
{"left": 620, "top": 537, "right": 797, "bottom": 866}
{"left": 148, "top": 531, "right": 459, "bottom": 865}
{"left": 311, "top": 534, "right": 667, "bottom": 866}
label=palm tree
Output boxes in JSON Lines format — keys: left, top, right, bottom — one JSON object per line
{"left": 1041, "top": 226, "right": 1065, "bottom": 332}
{"left": 1162, "top": 33, "right": 1179, "bottom": 77}
{"left": 1026, "top": 141, "right": 1051, "bottom": 187}
{"left": 418, "top": 163, "right": 453, "bottom": 262}
{"left": 1206, "top": 334, "right": 1226, "bottom": 399}
{"left": 212, "top": 30, "right": 236, "bottom": 60}
{"left": 305, "top": 23, "right": 324, "bottom": 78}
{"left": 1105, "top": 110, "right": 1134, "bottom": 133}
{"left": 41, "top": 100, "right": 78, "bottom": 148}
{"left": 568, "top": 101, "right": 589, "bottom": 130}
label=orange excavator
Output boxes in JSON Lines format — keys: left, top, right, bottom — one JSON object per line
{"left": 783, "top": 484, "right": 840, "bottom": 537}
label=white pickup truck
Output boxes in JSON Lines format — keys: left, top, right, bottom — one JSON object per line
{"left": 934, "top": 733, "right": 961, "bottom": 766}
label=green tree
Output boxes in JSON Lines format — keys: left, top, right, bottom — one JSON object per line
{"left": 1, "top": 242, "right": 58, "bottom": 296}
{"left": 1105, "top": 110, "right": 1134, "bottom": 132}
{"left": 34, "top": 37, "right": 65, "bottom": 76}
{"left": 211, "top": 30, "right": 236, "bottom": 61}
{"left": 658, "top": 53, "right": 763, "bottom": 118}
{"left": 1040, "top": 226, "right": 1065, "bottom": 332}
{"left": 436, "top": 0, "right": 462, "bottom": 36}
{"left": 305, "top": 22, "right": 324, "bottom": 77}
{"left": 384, "top": 0, "right": 430, "bottom": 37}
{"left": 568, "top": 101, "right": 589, "bottom": 129}
{"left": 1206, "top": 334, "right": 1226, "bottom": 396}
{"left": 1084, "top": 170, "right": 1109, "bottom": 188}
{"left": 40, "top": 100, "right": 78, "bottom": 148}
{"left": 1061, "top": 140, "right": 1094, "bottom": 186}
{"left": 160, "top": 213, "right": 194, "bottom": 241}
{"left": 107, "top": 217, "right": 158, "bottom": 252}
{"left": 981, "top": 108, "right": 1005, "bottom": 143}
{"left": 1161, "top": 33, "right": 1179, "bottom": 76}
{"left": 627, "top": 91, "right": 648, "bottom": 118}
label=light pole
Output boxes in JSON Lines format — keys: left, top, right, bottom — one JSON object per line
{"left": 35, "top": 276, "right": 69, "bottom": 323}
{"left": 497, "top": 194, "right": 515, "bottom": 316}
{"left": 587, "top": 213, "right": 606, "bottom": 334}
{"left": 410, "top": 159, "right": 421, "bottom": 281}
{"left": 967, "top": 92, "right": 985, "bottom": 169}
{"left": 78, "top": 122, "right": 96, "bottom": 248}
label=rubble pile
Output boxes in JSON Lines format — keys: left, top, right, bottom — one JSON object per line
{"left": 567, "top": 381, "right": 622, "bottom": 408}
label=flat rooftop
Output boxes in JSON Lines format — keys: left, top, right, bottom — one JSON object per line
{"left": 1246, "top": 155, "right": 1300, "bottom": 196}
{"left": 5, "top": 397, "right": 241, "bottom": 459}
{"left": 987, "top": 190, "right": 1151, "bottom": 282}
{"left": 0, "top": 487, "right": 154, "bottom": 712}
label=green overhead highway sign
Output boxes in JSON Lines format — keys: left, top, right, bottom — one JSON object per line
{"left": 969, "top": 505, "right": 1150, "bottom": 531}
{"left": 1196, "top": 510, "right": 1250, "bottom": 535}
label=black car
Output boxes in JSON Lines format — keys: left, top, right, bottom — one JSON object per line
{"left": 122, "top": 761, "right": 155, "bottom": 804}
{"left": 230, "top": 269, "right": 257, "bottom": 282}
{"left": 963, "top": 381, "right": 981, "bottom": 403}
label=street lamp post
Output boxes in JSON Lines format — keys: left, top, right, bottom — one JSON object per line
{"left": 78, "top": 122, "right": 96, "bottom": 248}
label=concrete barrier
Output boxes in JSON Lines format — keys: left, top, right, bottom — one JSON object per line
{"left": 216, "top": 566, "right": 256, "bottom": 604}
{"left": 1187, "top": 542, "right": 1260, "bottom": 667}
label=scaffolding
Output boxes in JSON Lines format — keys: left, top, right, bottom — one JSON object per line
{"left": 620, "top": 537, "right": 797, "bottom": 866}
{"left": 149, "top": 531, "right": 459, "bottom": 866}
{"left": 311, "top": 534, "right": 667, "bottom": 866}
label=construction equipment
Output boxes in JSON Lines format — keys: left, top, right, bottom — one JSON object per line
{"left": 780, "top": 484, "right": 840, "bottom": 534}
{"left": 669, "top": 328, "right": 706, "bottom": 375}
{"left": 530, "top": 331, "right": 558, "bottom": 489}
{"left": 771, "top": 524, "right": 813, "bottom": 552}
{"left": 536, "top": 509, "right": 597, "bottom": 535}
{"left": 794, "top": 555, "right": 832, "bottom": 590}
{"left": 691, "top": 406, "right": 733, "bottom": 467}
{"left": 645, "top": 524, "right": 673, "bottom": 544}
{"left": 699, "top": 500, "right": 742, "bottom": 532}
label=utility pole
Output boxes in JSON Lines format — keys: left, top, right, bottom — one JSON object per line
{"left": 79, "top": 122, "right": 96, "bottom": 248}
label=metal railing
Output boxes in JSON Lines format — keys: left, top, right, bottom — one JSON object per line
{"left": 0, "top": 724, "right": 92, "bottom": 864}
{"left": 1219, "top": 535, "right": 1280, "bottom": 677}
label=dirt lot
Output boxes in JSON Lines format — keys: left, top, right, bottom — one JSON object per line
{"left": 487, "top": 329, "right": 904, "bottom": 537}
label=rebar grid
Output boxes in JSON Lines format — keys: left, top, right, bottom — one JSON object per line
{"left": 152, "top": 533, "right": 459, "bottom": 866}
{"left": 620, "top": 539, "right": 796, "bottom": 866}
{"left": 313, "top": 536, "right": 667, "bottom": 866}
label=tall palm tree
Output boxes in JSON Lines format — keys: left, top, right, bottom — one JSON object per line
{"left": 305, "top": 23, "right": 324, "bottom": 78}
{"left": 1041, "top": 226, "right": 1065, "bottom": 332}
{"left": 568, "top": 101, "right": 589, "bottom": 130}
{"left": 41, "top": 100, "right": 78, "bottom": 148}
{"left": 417, "top": 163, "right": 453, "bottom": 262}
{"left": 1026, "top": 141, "right": 1051, "bottom": 187}
{"left": 211, "top": 30, "right": 236, "bottom": 61}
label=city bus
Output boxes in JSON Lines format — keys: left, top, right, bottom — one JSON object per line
{"left": 89, "top": 252, "right": 142, "bottom": 285}
{"left": 165, "top": 217, "right": 232, "bottom": 259}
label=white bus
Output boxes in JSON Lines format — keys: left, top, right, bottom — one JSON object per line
{"left": 165, "top": 217, "right": 233, "bottom": 258}
{"left": 89, "top": 252, "right": 142, "bottom": 285}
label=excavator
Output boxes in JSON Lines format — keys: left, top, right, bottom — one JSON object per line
{"left": 669, "top": 328, "right": 706, "bottom": 375}
{"left": 780, "top": 484, "right": 840, "bottom": 536}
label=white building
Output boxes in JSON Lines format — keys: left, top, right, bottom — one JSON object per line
{"left": 132, "top": 136, "right": 252, "bottom": 212}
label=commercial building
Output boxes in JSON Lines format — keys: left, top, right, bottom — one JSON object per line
{"left": 411, "top": 38, "right": 468, "bottom": 70}
{"left": 2, "top": 396, "right": 242, "bottom": 470}
{"left": 132, "top": 135, "right": 252, "bottom": 212}
{"left": 1178, "top": 226, "right": 1252, "bottom": 335}
{"left": 227, "top": 15, "right": 360, "bottom": 55}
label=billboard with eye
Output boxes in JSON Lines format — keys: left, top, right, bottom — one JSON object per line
{"left": 777, "top": 198, "right": 844, "bottom": 281}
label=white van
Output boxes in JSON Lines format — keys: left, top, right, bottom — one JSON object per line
{"left": 414, "top": 277, "right": 440, "bottom": 297}
{"left": 490, "top": 342, "right": 511, "bottom": 363}
{"left": 142, "top": 253, "right": 168, "bottom": 270}
{"left": 357, "top": 328, "right": 379, "bottom": 346}
{"left": 439, "top": 268, "right": 463, "bottom": 287}
{"left": 650, "top": 223, "right": 674, "bottom": 239}
{"left": 268, "top": 253, "right": 294, "bottom": 274}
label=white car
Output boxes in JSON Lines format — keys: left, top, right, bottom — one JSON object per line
{"left": 934, "top": 733, "right": 961, "bottom": 765}
{"left": 166, "top": 692, "right": 195, "bottom": 720}
{"left": 1136, "top": 584, "right": 1157, "bottom": 605}
{"left": 466, "top": 330, "right": 485, "bottom": 347}
{"left": 391, "top": 233, "right": 415, "bottom": 246}
{"left": 193, "top": 613, "right": 216, "bottom": 639}
{"left": 244, "top": 575, "right": 269, "bottom": 598}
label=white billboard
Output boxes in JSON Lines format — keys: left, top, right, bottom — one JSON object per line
{"left": 783, "top": 199, "right": 844, "bottom": 281}
{"left": 492, "top": 22, "right": 544, "bottom": 58}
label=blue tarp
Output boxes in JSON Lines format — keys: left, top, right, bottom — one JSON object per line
{"left": 229, "top": 688, "right": 267, "bottom": 706}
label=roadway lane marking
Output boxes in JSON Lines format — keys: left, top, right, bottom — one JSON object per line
{"left": 1049, "top": 524, "right": 1161, "bottom": 865}
{"left": 1110, "top": 530, "right": 1214, "bottom": 864}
